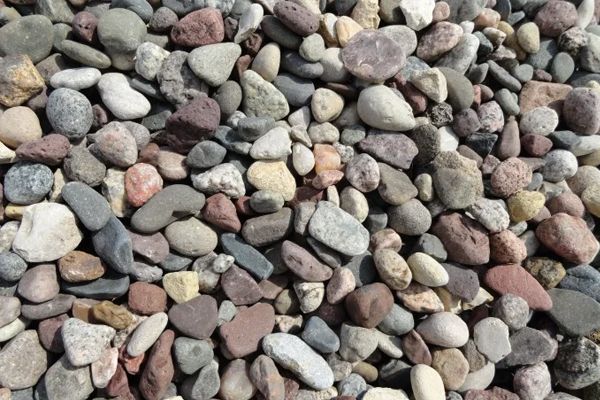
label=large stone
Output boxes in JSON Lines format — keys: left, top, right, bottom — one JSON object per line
{"left": 357, "top": 85, "right": 416, "bottom": 131}
{"left": 262, "top": 333, "right": 334, "bottom": 390}
{"left": 61, "top": 318, "right": 116, "bottom": 366}
{"left": 0, "top": 330, "right": 48, "bottom": 390}
{"left": 12, "top": 203, "right": 83, "bottom": 263}
{"left": 241, "top": 70, "right": 290, "bottom": 121}
{"left": 308, "top": 201, "right": 370, "bottom": 256}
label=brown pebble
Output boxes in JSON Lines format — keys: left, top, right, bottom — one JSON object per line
{"left": 58, "top": 250, "right": 106, "bottom": 283}
{"left": 345, "top": 283, "right": 394, "bottom": 328}
{"left": 220, "top": 303, "right": 275, "bottom": 358}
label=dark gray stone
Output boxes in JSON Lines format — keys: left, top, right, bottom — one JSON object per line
{"left": 221, "top": 233, "right": 274, "bottom": 280}
{"left": 61, "top": 181, "right": 112, "bottom": 231}
{"left": 20, "top": 294, "right": 75, "bottom": 320}
{"left": 301, "top": 316, "right": 340, "bottom": 354}
{"left": 92, "top": 216, "right": 134, "bottom": 274}
{"left": 344, "top": 252, "right": 376, "bottom": 287}
{"left": 547, "top": 288, "right": 600, "bottom": 337}
{"left": 63, "top": 147, "right": 107, "bottom": 187}
{"left": 187, "top": 141, "right": 227, "bottom": 169}
{"left": 61, "top": 273, "right": 130, "bottom": 299}
{"left": 131, "top": 185, "right": 206, "bottom": 233}
{"left": 273, "top": 73, "right": 315, "bottom": 107}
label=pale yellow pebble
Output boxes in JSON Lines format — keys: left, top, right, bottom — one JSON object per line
{"left": 162, "top": 271, "right": 200, "bottom": 304}
{"left": 5, "top": 203, "right": 28, "bottom": 220}
{"left": 335, "top": 16, "right": 363, "bottom": 47}
{"left": 507, "top": 190, "right": 546, "bottom": 222}
{"left": 516, "top": 22, "right": 540, "bottom": 53}
{"left": 582, "top": 184, "right": 600, "bottom": 217}
{"left": 351, "top": 0, "right": 380, "bottom": 29}
{"left": 247, "top": 160, "right": 297, "bottom": 201}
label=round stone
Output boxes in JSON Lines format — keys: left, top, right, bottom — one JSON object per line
{"left": 46, "top": 88, "right": 93, "bottom": 139}
{"left": 416, "top": 312, "right": 469, "bottom": 347}
{"left": 3, "top": 162, "right": 53, "bottom": 205}
{"left": 0, "top": 106, "right": 42, "bottom": 149}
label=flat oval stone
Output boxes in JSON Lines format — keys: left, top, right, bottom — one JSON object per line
{"left": 61, "top": 273, "right": 130, "bottom": 300}
{"left": 20, "top": 293, "right": 75, "bottom": 320}
{"left": 131, "top": 185, "right": 206, "bottom": 233}
{"left": 0, "top": 15, "right": 54, "bottom": 63}
{"left": 46, "top": 87, "right": 93, "bottom": 140}
{"left": 168, "top": 295, "right": 217, "bottom": 339}
{"left": 547, "top": 288, "right": 600, "bottom": 337}
{"left": 4, "top": 162, "right": 53, "bottom": 205}
{"left": 342, "top": 30, "right": 405, "bottom": 82}
{"left": 241, "top": 208, "right": 294, "bottom": 247}
{"left": 61, "top": 181, "right": 112, "bottom": 231}
{"left": 262, "top": 333, "right": 334, "bottom": 390}
{"left": 273, "top": 1, "right": 319, "bottom": 37}
{"left": 221, "top": 233, "right": 274, "bottom": 280}
{"left": 416, "top": 311, "right": 469, "bottom": 348}
{"left": 358, "top": 133, "right": 418, "bottom": 170}
{"left": 308, "top": 201, "right": 370, "bottom": 256}
{"left": 17, "top": 264, "right": 59, "bottom": 304}
{"left": 281, "top": 240, "right": 333, "bottom": 281}
{"left": 127, "top": 312, "right": 168, "bottom": 357}
{"left": 485, "top": 264, "right": 553, "bottom": 311}
{"left": 221, "top": 265, "right": 263, "bottom": 305}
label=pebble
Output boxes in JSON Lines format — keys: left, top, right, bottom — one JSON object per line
{"left": 61, "top": 317, "right": 115, "bottom": 366}
{"left": 12, "top": 203, "right": 82, "bottom": 263}
{"left": 168, "top": 295, "right": 217, "bottom": 339}
{"left": 416, "top": 312, "right": 469, "bottom": 348}
{"left": 91, "top": 215, "right": 134, "bottom": 274}
{"left": 50, "top": 67, "right": 101, "bottom": 90}
{"left": 193, "top": 163, "right": 246, "bottom": 199}
{"left": 407, "top": 252, "right": 449, "bottom": 287}
{"left": 241, "top": 70, "right": 290, "bottom": 121}
{"left": 0, "top": 330, "right": 48, "bottom": 390}
{"left": 17, "top": 264, "right": 59, "bottom": 304}
{"left": 411, "top": 364, "right": 445, "bottom": 400}
{"left": 40, "top": 355, "right": 93, "bottom": 400}
{"left": 473, "top": 317, "right": 511, "bottom": 363}
{"left": 220, "top": 303, "right": 275, "bottom": 358}
{"left": 188, "top": 43, "right": 241, "bottom": 87}
{"left": 547, "top": 288, "right": 600, "bottom": 336}
{"left": 357, "top": 85, "right": 416, "bottom": 131}
{"left": 342, "top": 30, "right": 405, "bottom": 82}
{"left": 485, "top": 264, "right": 552, "bottom": 311}
{"left": 4, "top": 162, "right": 53, "bottom": 205}
{"left": 263, "top": 333, "right": 334, "bottom": 390}
{"left": 97, "top": 73, "right": 151, "bottom": 120}
{"left": 346, "top": 283, "right": 394, "bottom": 328}
{"left": 308, "top": 201, "right": 370, "bottom": 256}
{"left": 173, "top": 337, "right": 213, "bottom": 374}
{"left": 536, "top": 213, "right": 599, "bottom": 264}
{"left": 554, "top": 337, "right": 600, "bottom": 390}
{"left": 61, "top": 181, "right": 112, "bottom": 231}
{"left": 127, "top": 312, "right": 168, "bottom": 356}
{"left": 0, "top": 106, "right": 42, "bottom": 149}
{"left": 45, "top": 88, "right": 93, "bottom": 140}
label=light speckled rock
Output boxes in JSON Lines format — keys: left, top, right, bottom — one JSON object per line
{"left": 262, "top": 333, "right": 334, "bottom": 390}
{"left": 308, "top": 201, "right": 370, "bottom": 256}
{"left": 97, "top": 73, "right": 151, "bottom": 119}
{"left": 12, "top": 203, "right": 83, "bottom": 262}
{"left": 61, "top": 318, "right": 115, "bottom": 366}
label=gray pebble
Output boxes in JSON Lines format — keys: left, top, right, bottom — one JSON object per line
{"left": 301, "top": 316, "right": 340, "bottom": 354}
{"left": 273, "top": 73, "right": 315, "bottom": 107}
{"left": 4, "top": 162, "right": 53, "bottom": 205}
{"left": 61, "top": 181, "right": 112, "bottom": 231}
{"left": 46, "top": 88, "right": 93, "bottom": 140}
{"left": 173, "top": 337, "right": 214, "bottom": 375}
